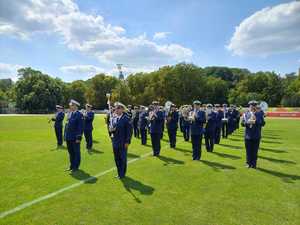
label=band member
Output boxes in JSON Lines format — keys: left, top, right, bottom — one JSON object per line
{"left": 65, "top": 99, "right": 83, "bottom": 172}
{"left": 149, "top": 101, "right": 164, "bottom": 156}
{"left": 241, "top": 100, "right": 265, "bottom": 169}
{"left": 51, "top": 105, "right": 65, "bottom": 148}
{"left": 228, "top": 106, "right": 235, "bottom": 135}
{"left": 214, "top": 104, "right": 223, "bottom": 144}
{"left": 138, "top": 106, "right": 148, "bottom": 145}
{"left": 166, "top": 104, "right": 179, "bottom": 148}
{"left": 190, "top": 100, "right": 206, "bottom": 160}
{"left": 83, "top": 104, "right": 95, "bottom": 151}
{"left": 160, "top": 106, "right": 165, "bottom": 139}
{"left": 180, "top": 105, "right": 191, "bottom": 141}
{"left": 221, "top": 103, "right": 229, "bottom": 138}
{"left": 132, "top": 106, "right": 140, "bottom": 138}
{"left": 111, "top": 102, "right": 132, "bottom": 179}
{"left": 205, "top": 104, "right": 217, "bottom": 152}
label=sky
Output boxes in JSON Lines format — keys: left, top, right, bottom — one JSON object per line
{"left": 0, "top": 0, "right": 299, "bottom": 82}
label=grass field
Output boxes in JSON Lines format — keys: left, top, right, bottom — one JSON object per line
{"left": 0, "top": 115, "right": 299, "bottom": 225}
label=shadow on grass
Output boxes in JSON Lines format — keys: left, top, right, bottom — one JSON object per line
{"left": 174, "top": 147, "right": 192, "bottom": 155}
{"left": 257, "top": 168, "right": 300, "bottom": 183}
{"left": 211, "top": 151, "right": 241, "bottom": 160}
{"left": 258, "top": 155, "right": 296, "bottom": 164}
{"left": 262, "top": 136, "right": 282, "bottom": 140}
{"left": 228, "top": 138, "right": 242, "bottom": 142}
{"left": 161, "top": 138, "right": 169, "bottom": 143}
{"left": 128, "top": 152, "right": 140, "bottom": 159}
{"left": 70, "top": 169, "right": 98, "bottom": 184}
{"left": 201, "top": 160, "right": 236, "bottom": 171}
{"left": 93, "top": 140, "right": 100, "bottom": 144}
{"left": 121, "top": 176, "right": 155, "bottom": 203}
{"left": 260, "top": 147, "right": 287, "bottom": 153}
{"left": 157, "top": 155, "right": 185, "bottom": 166}
{"left": 218, "top": 143, "right": 243, "bottom": 150}
{"left": 88, "top": 148, "right": 104, "bottom": 154}
{"left": 261, "top": 140, "right": 282, "bottom": 144}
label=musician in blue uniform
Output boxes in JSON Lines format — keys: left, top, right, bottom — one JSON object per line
{"left": 132, "top": 106, "right": 140, "bottom": 138}
{"left": 181, "top": 106, "right": 191, "bottom": 141}
{"left": 83, "top": 104, "right": 95, "bottom": 151}
{"left": 166, "top": 104, "right": 179, "bottom": 148}
{"left": 228, "top": 106, "right": 235, "bottom": 135}
{"left": 65, "top": 99, "right": 84, "bottom": 172}
{"left": 214, "top": 104, "right": 223, "bottom": 144}
{"left": 221, "top": 104, "right": 229, "bottom": 138}
{"left": 160, "top": 106, "right": 165, "bottom": 139}
{"left": 190, "top": 100, "right": 206, "bottom": 160}
{"left": 51, "top": 105, "right": 65, "bottom": 148}
{"left": 138, "top": 106, "right": 148, "bottom": 145}
{"left": 149, "top": 101, "right": 164, "bottom": 156}
{"left": 241, "top": 101, "right": 265, "bottom": 169}
{"left": 111, "top": 102, "right": 132, "bottom": 179}
{"left": 205, "top": 104, "right": 217, "bottom": 152}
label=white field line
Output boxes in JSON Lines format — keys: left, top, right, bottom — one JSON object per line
{"left": 0, "top": 142, "right": 178, "bottom": 219}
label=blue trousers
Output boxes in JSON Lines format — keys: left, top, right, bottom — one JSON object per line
{"left": 183, "top": 126, "right": 190, "bottom": 141}
{"left": 215, "top": 126, "right": 221, "bottom": 144}
{"left": 66, "top": 140, "right": 81, "bottom": 170}
{"left": 245, "top": 139, "right": 260, "bottom": 168}
{"left": 168, "top": 128, "right": 177, "bottom": 148}
{"left": 222, "top": 122, "right": 228, "bottom": 138}
{"left": 113, "top": 144, "right": 127, "bottom": 178}
{"left": 133, "top": 122, "right": 139, "bottom": 138}
{"left": 205, "top": 131, "right": 215, "bottom": 152}
{"left": 191, "top": 134, "right": 203, "bottom": 160}
{"left": 140, "top": 128, "right": 147, "bottom": 145}
{"left": 55, "top": 126, "right": 63, "bottom": 146}
{"left": 84, "top": 129, "right": 93, "bottom": 149}
{"left": 151, "top": 133, "right": 161, "bottom": 156}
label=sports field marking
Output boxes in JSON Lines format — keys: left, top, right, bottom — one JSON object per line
{"left": 0, "top": 143, "right": 176, "bottom": 219}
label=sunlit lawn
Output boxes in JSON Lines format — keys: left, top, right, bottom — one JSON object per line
{"left": 0, "top": 115, "right": 299, "bottom": 225}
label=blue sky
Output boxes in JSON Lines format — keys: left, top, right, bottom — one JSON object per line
{"left": 0, "top": 0, "right": 299, "bottom": 81}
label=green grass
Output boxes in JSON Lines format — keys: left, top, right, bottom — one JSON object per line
{"left": 0, "top": 115, "right": 299, "bottom": 225}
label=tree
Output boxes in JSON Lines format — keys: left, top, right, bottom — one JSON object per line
{"left": 85, "top": 74, "right": 120, "bottom": 109}
{"left": 64, "top": 80, "right": 87, "bottom": 107}
{"left": 15, "top": 68, "right": 64, "bottom": 113}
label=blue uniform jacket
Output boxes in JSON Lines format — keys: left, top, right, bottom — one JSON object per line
{"left": 112, "top": 113, "right": 132, "bottom": 148}
{"left": 205, "top": 111, "right": 217, "bottom": 134}
{"left": 138, "top": 111, "right": 148, "bottom": 130}
{"left": 53, "top": 111, "right": 64, "bottom": 128}
{"left": 150, "top": 111, "right": 164, "bottom": 134}
{"left": 216, "top": 110, "right": 223, "bottom": 127}
{"left": 166, "top": 111, "right": 179, "bottom": 130}
{"left": 84, "top": 111, "right": 94, "bottom": 131}
{"left": 190, "top": 110, "right": 206, "bottom": 135}
{"left": 241, "top": 111, "right": 265, "bottom": 140}
{"left": 65, "top": 111, "right": 84, "bottom": 141}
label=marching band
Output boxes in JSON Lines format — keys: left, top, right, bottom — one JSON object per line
{"left": 50, "top": 96, "right": 266, "bottom": 178}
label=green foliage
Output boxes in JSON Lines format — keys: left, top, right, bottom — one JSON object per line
{"left": 2, "top": 64, "right": 300, "bottom": 112}
{"left": 86, "top": 74, "right": 120, "bottom": 108}
{"left": 15, "top": 68, "right": 64, "bottom": 113}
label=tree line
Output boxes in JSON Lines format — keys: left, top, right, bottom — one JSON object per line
{"left": 0, "top": 63, "right": 299, "bottom": 113}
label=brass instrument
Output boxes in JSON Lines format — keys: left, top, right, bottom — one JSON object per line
{"left": 179, "top": 105, "right": 192, "bottom": 121}
{"left": 249, "top": 111, "right": 256, "bottom": 128}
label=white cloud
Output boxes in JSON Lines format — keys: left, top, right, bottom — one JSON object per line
{"left": 0, "top": 0, "right": 192, "bottom": 72}
{"left": 227, "top": 1, "right": 300, "bottom": 57}
{"left": 60, "top": 65, "right": 105, "bottom": 80}
{"left": 0, "top": 63, "right": 24, "bottom": 81}
{"left": 153, "top": 32, "right": 171, "bottom": 40}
